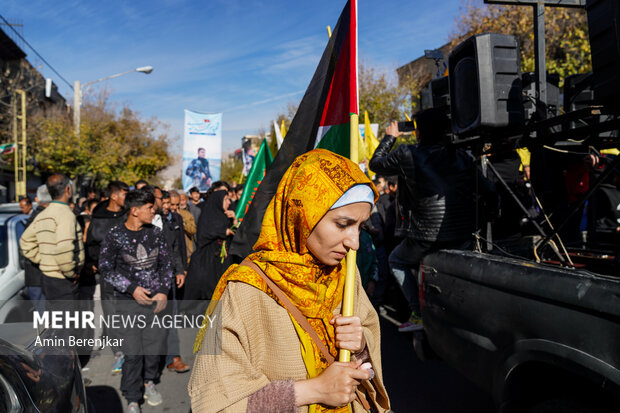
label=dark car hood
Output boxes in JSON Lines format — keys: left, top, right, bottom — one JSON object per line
{"left": 0, "top": 323, "right": 86, "bottom": 412}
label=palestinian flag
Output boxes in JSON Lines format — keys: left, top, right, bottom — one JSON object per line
{"left": 230, "top": 0, "right": 358, "bottom": 259}
{"left": 235, "top": 138, "right": 273, "bottom": 223}
{"left": 314, "top": 3, "right": 358, "bottom": 157}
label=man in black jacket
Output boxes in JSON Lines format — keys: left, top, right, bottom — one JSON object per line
{"left": 369, "top": 108, "right": 495, "bottom": 332}
{"left": 159, "top": 191, "right": 186, "bottom": 278}
{"left": 85, "top": 180, "right": 129, "bottom": 372}
{"left": 86, "top": 181, "right": 130, "bottom": 268}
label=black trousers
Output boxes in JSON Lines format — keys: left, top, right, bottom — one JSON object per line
{"left": 100, "top": 278, "right": 122, "bottom": 354}
{"left": 389, "top": 238, "right": 472, "bottom": 314}
{"left": 41, "top": 275, "right": 78, "bottom": 301}
{"left": 117, "top": 298, "right": 168, "bottom": 403}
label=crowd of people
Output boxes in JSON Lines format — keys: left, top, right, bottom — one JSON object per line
{"left": 17, "top": 174, "right": 246, "bottom": 412}
{"left": 13, "top": 108, "right": 499, "bottom": 412}
{"left": 18, "top": 106, "right": 618, "bottom": 412}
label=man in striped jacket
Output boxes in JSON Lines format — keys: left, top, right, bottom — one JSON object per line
{"left": 20, "top": 174, "right": 85, "bottom": 301}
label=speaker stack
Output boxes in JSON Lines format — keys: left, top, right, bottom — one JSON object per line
{"left": 586, "top": 0, "right": 620, "bottom": 106}
{"left": 448, "top": 33, "right": 524, "bottom": 142}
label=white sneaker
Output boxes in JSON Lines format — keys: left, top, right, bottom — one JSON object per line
{"left": 127, "top": 401, "right": 141, "bottom": 413}
{"left": 144, "top": 380, "right": 162, "bottom": 406}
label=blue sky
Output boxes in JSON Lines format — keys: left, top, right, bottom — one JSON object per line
{"left": 2, "top": 0, "right": 463, "bottom": 162}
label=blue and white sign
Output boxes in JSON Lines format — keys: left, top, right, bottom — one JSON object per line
{"left": 359, "top": 123, "right": 379, "bottom": 141}
{"left": 183, "top": 110, "right": 222, "bottom": 193}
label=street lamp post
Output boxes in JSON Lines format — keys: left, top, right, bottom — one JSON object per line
{"left": 73, "top": 66, "right": 153, "bottom": 136}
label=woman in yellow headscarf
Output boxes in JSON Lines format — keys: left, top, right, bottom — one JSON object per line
{"left": 188, "top": 149, "right": 390, "bottom": 413}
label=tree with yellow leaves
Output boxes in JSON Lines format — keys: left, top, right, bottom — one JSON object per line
{"left": 451, "top": 0, "right": 591, "bottom": 85}
{"left": 29, "top": 92, "right": 170, "bottom": 187}
{"left": 359, "top": 63, "right": 410, "bottom": 133}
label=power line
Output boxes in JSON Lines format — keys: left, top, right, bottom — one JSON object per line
{"left": 0, "top": 13, "right": 73, "bottom": 90}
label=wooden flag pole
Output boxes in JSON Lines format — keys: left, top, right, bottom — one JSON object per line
{"left": 339, "top": 112, "right": 360, "bottom": 363}
{"left": 326, "top": 9, "right": 359, "bottom": 363}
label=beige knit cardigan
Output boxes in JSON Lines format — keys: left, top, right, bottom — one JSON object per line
{"left": 20, "top": 201, "right": 85, "bottom": 280}
{"left": 188, "top": 272, "right": 390, "bottom": 413}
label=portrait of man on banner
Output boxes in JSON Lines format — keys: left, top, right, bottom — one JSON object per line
{"left": 185, "top": 147, "right": 212, "bottom": 192}
{"left": 182, "top": 110, "right": 222, "bottom": 193}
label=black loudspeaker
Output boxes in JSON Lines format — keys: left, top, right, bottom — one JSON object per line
{"left": 522, "top": 72, "right": 560, "bottom": 121}
{"left": 449, "top": 33, "right": 524, "bottom": 137}
{"left": 564, "top": 73, "right": 595, "bottom": 115}
{"left": 563, "top": 73, "right": 614, "bottom": 137}
{"left": 420, "top": 76, "right": 450, "bottom": 111}
{"left": 586, "top": 0, "right": 620, "bottom": 105}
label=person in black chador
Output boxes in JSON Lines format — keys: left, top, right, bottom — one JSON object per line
{"left": 184, "top": 190, "right": 234, "bottom": 308}
{"left": 185, "top": 147, "right": 212, "bottom": 192}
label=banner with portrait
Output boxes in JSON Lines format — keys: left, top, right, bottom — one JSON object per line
{"left": 182, "top": 110, "right": 222, "bottom": 193}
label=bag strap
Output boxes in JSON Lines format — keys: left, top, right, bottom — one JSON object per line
{"left": 240, "top": 259, "right": 373, "bottom": 411}
{"left": 240, "top": 259, "right": 335, "bottom": 363}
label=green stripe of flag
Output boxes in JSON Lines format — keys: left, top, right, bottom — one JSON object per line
{"left": 315, "top": 123, "right": 350, "bottom": 158}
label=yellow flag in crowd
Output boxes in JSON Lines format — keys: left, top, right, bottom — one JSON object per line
{"left": 280, "top": 120, "right": 288, "bottom": 139}
{"left": 364, "top": 111, "right": 379, "bottom": 178}
{"left": 357, "top": 126, "right": 367, "bottom": 164}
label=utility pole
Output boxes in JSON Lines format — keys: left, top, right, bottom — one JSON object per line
{"left": 484, "top": 0, "right": 586, "bottom": 118}
{"left": 12, "top": 89, "right": 26, "bottom": 201}
{"left": 73, "top": 80, "right": 81, "bottom": 136}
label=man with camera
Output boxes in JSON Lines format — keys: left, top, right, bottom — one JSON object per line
{"left": 369, "top": 108, "right": 496, "bottom": 332}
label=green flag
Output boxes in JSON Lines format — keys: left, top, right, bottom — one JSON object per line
{"left": 235, "top": 139, "right": 273, "bottom": 222}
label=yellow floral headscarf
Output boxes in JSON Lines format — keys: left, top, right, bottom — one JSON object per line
{"left": 195, "top": 149, "right": 377, "bottom": 411}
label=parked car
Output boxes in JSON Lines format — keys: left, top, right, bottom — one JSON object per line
{"left": 0, "top": 203, "right": 89, "bottom": 411}
{"left": 0, "top": 203, "right": 30, "bottom": 323}
{"left": 0, "top": 322, "right": 88, "bottom": 412}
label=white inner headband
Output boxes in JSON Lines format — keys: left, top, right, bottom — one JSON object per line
{"left": 330, "top": 184, "right": 374, "bottom": 210}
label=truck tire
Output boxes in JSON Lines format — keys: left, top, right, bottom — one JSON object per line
{"left": 529, "top": 399, "right": 595, "bottom": 413}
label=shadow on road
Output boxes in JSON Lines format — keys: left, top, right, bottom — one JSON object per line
{"left": 86, "top": 385, "right": 123, "bottom": 413}
{"left": 380, "top": 317, "right": 496, "bottom": 413}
